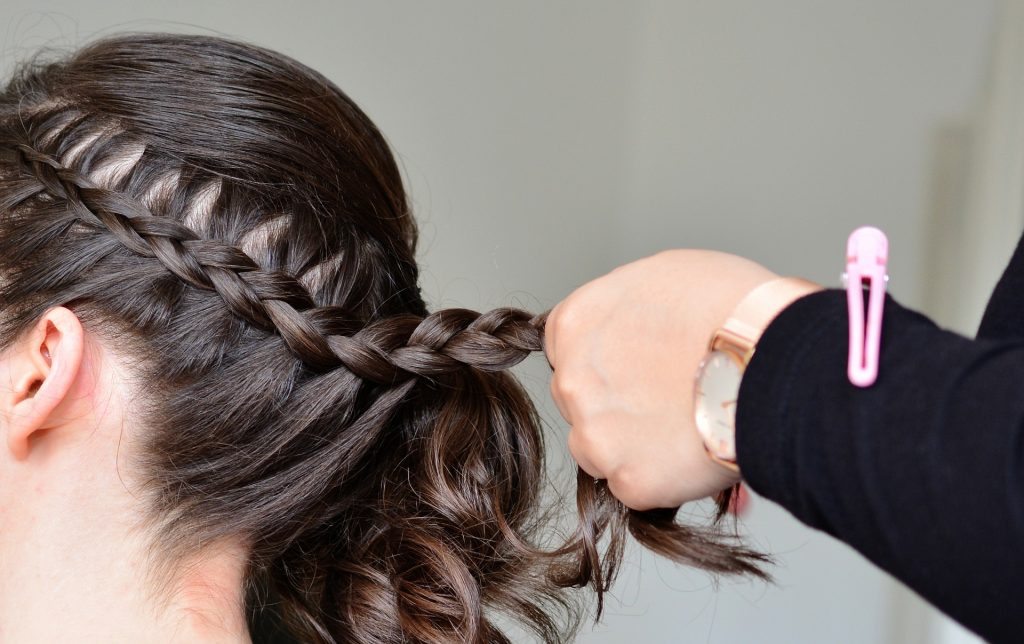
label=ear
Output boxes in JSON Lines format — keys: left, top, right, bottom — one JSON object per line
{"left": 4, "top": 307, "right": 84, "bottom": 461}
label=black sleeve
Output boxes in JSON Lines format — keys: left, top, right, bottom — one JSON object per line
{"left": 978, "top": 231, "right": 1024, "bottom": 342}
{"left": 735, "top": 288, "right": 1024, "bottom": 643}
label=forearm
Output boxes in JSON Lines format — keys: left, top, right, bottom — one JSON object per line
{"left": 736, "top": 289, "right": 1024, "bottom": 642}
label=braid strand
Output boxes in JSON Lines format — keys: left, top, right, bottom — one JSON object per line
{"left": 11, "top": 143, "right": 548, "bottom": 383}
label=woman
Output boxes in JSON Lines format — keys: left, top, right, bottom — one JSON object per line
{"left": 0, "top": 33, "right": 759, "bottom": 643}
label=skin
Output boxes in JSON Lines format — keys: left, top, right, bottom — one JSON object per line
{"left": 545, "top": 250, "right": 823, "bottom": 511}
{"left": 0, "top": 307, "right": 250, "bottom": 643}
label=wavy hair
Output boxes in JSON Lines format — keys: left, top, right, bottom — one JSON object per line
{"left": 0, "top": 33, "right": 768, "bottom": 643}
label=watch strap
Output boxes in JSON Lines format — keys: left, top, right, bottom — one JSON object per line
{"left": 700, "top": 276, "right": 822, "bottom": 472}
{"left": 723, "top": 277, "right": 823, "bottom": 349}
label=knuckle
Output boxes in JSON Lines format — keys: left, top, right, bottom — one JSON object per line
{"left": 549, "top": 378, "right": 572, "bottom": 423}
{"left": 551, "top": 371, "right": 584, "bottom": 404}
{"left": 566, "top": 428, "right": 586, "bottom": 463}
{"left": 550, "top": 299, "right": 581, "bottom": 337}
{"left": 549, "top": 376, "right": 562, "bottom": 404}
{"left": 567, "top": 422, "right": 605, "bottom": 466}
{"left": 566, "top": 422, "right": 590, "bottom": 455}
{"left": 608, "top": 465, "right": 656, "bottom": 511}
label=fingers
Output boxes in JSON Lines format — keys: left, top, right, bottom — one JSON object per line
{"left": 547, "top": 337, "right": 607, "bottom": 479}
{"left": 549, "top": 352, "right": 598, "bottom": 476}
{"left": 566, "top": 422, "right": 605, "bottom": 479}
{"left": 570, "top": 426, "right": 664, "bottom": 510}
{"left": 545, "top": 294, "right": 612, "bottom": 481}
{"left": 549, "top": 375, "right": 573, "bottom": 424}
{"left": 544, "top": 300, "right": 574, "bottom": 423}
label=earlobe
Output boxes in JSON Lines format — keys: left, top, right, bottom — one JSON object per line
{"left": 5, "top": 307, "right": 84, "bottom": 460}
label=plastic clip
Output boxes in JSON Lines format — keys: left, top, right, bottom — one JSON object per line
{"left": 842, "top": 226, "right": 888, "bottom": 387}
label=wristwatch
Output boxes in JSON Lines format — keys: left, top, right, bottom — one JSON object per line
{"left": 694, "top": 277, "right": 821, "bottom": 472}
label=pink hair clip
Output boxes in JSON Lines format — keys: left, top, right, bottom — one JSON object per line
{"left": 842, "top": 226, "right": 888, "bottom": 387}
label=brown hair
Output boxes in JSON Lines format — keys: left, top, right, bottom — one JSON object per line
{"left": 0, "top": 33, "right": 767, "bottom": 643}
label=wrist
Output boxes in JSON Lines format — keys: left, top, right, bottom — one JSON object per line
{"left": 694, "top": 277, "right": 823, "bottom": 475}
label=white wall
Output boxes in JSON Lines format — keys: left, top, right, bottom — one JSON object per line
{"left": 602, "top": 3, "right": 996, "bottom": 643}
{"left": 0, "top": 2, "right": 997, "bottom": 642}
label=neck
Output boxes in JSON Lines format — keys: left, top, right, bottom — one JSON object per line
{"left": 0, "top": 460, "right": 251, "bottom": 643}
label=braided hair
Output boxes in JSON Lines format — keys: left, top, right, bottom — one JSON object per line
{"left": 0, "top": 33, "right": 766, "bottom": 643}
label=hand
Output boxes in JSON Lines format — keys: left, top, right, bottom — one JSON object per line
{"left": 544, "top": 250, "right": 813, "bottom": 511}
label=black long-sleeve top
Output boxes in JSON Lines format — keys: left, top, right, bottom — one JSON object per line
{"left": 735, "top": 232, "right": 1024, "bottom": 643}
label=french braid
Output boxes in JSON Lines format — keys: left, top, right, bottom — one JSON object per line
{"left": 10, "top": 143, "right": 549, "bottom": 381}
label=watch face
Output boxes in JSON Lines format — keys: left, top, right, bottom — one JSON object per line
{"left": 694, "top": 349, "right": 744, "bottom": 461}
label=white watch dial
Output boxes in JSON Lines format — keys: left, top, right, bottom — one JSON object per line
{"left": 694, "top": 349, "right": 744, "bottom": 461}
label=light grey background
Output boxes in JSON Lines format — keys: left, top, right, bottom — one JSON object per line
{"left": 0, "top": 2, "right": 999, "bottom": 642}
